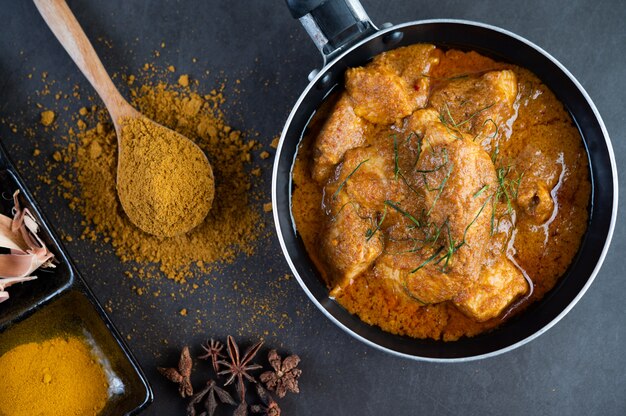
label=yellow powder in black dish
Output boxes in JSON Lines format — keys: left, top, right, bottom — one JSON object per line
{"left": 0, "top": 336, "right": 108, "bottom": 416}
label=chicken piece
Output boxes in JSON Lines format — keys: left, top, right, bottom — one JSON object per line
{"left": 320, "top": 145, "right": 398, "bottom": 295}
{"left": 312, "top": 45, "right": 439, "bottom": 182}
{"left": 346, "top": 65, "right": 418, "bottom": 125}
{"left": 510, "top": 127, "right": 564, "bottom": 224}
{"left": 345, "top": 44, "right": 439, "bottom": 125}
{"left": 429, "top": 70, "right": 518, "bottom": 149}
{"left": 517, "top": 178, "right": 554, "bottom": 223}
{"left": 375, "top": 115, "right": 498, "bottom": 304}
{"left": 374, "top": 44, "right": 439, "bottom": 92}
{"left": 321, "top": 202, "right": 384, "bottom": 297}
{"left": 312, "top": 94, "right": 367, "bottom": 183}
{"left": 327, "top": 143, "right": 403, "bottom": 213}
{"left": 454, "top": 257, "right": 528, "bottom": 322}
{"left": 403, "top": 108, "right": 462, "bottom": 147}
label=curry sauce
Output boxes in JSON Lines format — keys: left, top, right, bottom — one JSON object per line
{"left": 291, "top": 46, "right": 590, "bottom": 341}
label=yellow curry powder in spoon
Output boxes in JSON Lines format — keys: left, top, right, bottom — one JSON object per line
{"left": 117, "top": 116, "right": 215, "bottom": 238}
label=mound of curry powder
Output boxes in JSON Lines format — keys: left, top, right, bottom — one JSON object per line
{"left": 55, "top": 81, "right": 262, "bottom": 282}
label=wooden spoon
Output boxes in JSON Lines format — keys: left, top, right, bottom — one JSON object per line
{"left": 33, "top": 0, "right": 215, "bottom": 238}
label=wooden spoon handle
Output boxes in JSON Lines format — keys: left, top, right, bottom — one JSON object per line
{"left": 33, "top": 0, "right": 136, "bottom": 122}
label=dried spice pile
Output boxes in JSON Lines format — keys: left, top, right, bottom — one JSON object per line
{"left": 117, "top": 116, "right": 215, "bottom": 238}
{"left": 0, "top": 336, "right": 109, "bottom": 416}
{"left": 159, "top": 336, "right": 301, "bottom": 416}
{"left": 51, "top": 79, "right": 262, "bottom": 282}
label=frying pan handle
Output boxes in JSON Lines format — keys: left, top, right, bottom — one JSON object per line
{"left": 286, "top": 0, "right": 377, "bottom": 66}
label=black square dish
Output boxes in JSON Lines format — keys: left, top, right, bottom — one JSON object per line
{"left": 0, "top": 144, "right": 152, "bottom": 415}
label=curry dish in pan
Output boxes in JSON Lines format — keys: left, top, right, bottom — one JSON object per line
{"left": 291, "top": 44, "right": 590, "bottom": 341}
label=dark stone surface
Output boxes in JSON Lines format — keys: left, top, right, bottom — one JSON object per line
{"left": 0, "top": 0, "right": 624, "bottom": 415}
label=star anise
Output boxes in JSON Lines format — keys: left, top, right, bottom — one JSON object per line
{"left": 158, "top": 345, "right": 193, "bottom": 398}
{"left": 198, "top": 339, "right": 225, "bottom": 375}
{"left": 217, "top": 335, "right": 263, "bottom": 401}
{"left": 186, "top": 379, "right": 236, "bottom": 416}
{"left": 259, "top": 349, "right": 301, "bottom": 398}
{"left": 234, "top": 401, "right": 248, "bottom": 416}
{"left": 251, "top": 384, "right": 281, "bottom": 416}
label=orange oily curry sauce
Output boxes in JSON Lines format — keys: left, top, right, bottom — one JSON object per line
{"left": 291, "top": 45, "right": 590, "bottom": 341}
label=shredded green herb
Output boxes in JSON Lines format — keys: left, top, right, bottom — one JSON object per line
{"left": 462, "top": 195, "right": 492, "bottom": 243}
{"left": 393, "top": 135, "right": 399, "bottom": 180}
{"left": 425, "top": 162, "right": 453, "bottom": 216}
{"left": 435, "top": 223, "right": 461, "bottom": 271}
{"left": 491, "top": 144, "right": 500, "bottom": 164}
{"left": 398, "top": 171, "right": 421, "bottom": 197}
{"left": 365, "top": 206, "right": 388, "bottom": 241}
{"left": 414, "top": 149, "right": 449, "bottom": 173}
{"left": 439, "top": 111, "right": 464, "bottom": 141}
{"left": 424, "top": 219, "right": 445, "bottom": 246}
{"left": 444, "top": 103, "right": 458, "bottom": 127}
{"left": 410, "top": 245, "right": 445, "bottom": 273}
{"left": 490, "top": 165, "right": 524, "bottom": 234}
{"left": 413, "top": 138, "right": 423, "bottom": 168}
{"left": 454, "top": 103, "right": 495, "bottom": 128}
{"left": 332, "top": 200, "right": 360, "bottom": 221}
{"left": 496, "top": 166, "right": 522, "bottom": 214}
{"left": 418, "top": 73, "right": 470, "bottom": 81}
{"left": 473, "top": 184, "right": 489, "bottom": 198}
{"left": 439, "top": 102, "right": 496, "bottom": 141}
{"left": 483, "top": 118, "right": 499, "bottom": 139}
{"left": 384, "top": 200, "right": 421, "bottom": 228}
{"left": 402, "top": 278, "right": 429, "bottom": 304}
{"left": 332, "top": 158, "right": 369, "bottom": 199}
{"left": 411, "top": 194, "right": 491, "bottom": 273}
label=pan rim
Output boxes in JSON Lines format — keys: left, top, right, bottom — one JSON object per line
{"left": 272, "top": 18, "right": 618, "bottom": 362}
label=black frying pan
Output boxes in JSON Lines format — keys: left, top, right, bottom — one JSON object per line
{"left": 272, "top": 0, "right": 618, "bottom": 361}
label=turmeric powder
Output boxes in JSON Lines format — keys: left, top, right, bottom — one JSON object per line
{"left": 0, "top": 336, "right": 109, "bottom": 416}
{"left": 117, "top": 116, "right": 215, "bottom": 237}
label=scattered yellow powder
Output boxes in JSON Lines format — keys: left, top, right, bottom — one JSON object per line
{"left": 180, "top": 308, "right": 187, "bottom": 316}
{"left": 89, "top": 141, "right": 102, "bottom": 159}
{"left": 260, "top": 151, "right": 270, "bottom": 159}
{"left": 270, "top": 136, "right": 279, "bottom": 149}
{"left": 78, "top": 107, "right": 88, "bottom": 116}
{"left": 263, "top": 202, "right": 273, "bottom": 213}
{"left": 33, "top": 149, "right": 41, "bottom": 157}
{"left": 40, "top": 110, "right": 55, "bottom": 126}
{"left": 178, "top": 74, "right": 189, "bottom": 87}
{"left": 167, "top": 65, "right": 176, "bottom": 72}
